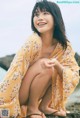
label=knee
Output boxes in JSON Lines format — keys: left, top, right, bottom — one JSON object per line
{"left": 40, "top": 67, "right": 53, "bottom": 78}
{"left": 37, "top": 59, "right": 53, "bottom": 76}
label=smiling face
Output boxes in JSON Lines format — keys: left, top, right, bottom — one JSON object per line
{"left": 31, "top": 1, "right": 67, "bottom": 49}
{"left": 33, "top": 8, "right": 54, "bottom": 34}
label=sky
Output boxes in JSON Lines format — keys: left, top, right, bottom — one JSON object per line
{"left": 0, "top": 0, "right": 80, "bottom": 57}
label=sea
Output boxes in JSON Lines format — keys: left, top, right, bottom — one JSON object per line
{"left": 0, "top": 67, "right": 6, "bottom": 83}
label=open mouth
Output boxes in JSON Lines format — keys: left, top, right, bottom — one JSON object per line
{"left": 38, "top": 22, "right": 47, "bottom": 27}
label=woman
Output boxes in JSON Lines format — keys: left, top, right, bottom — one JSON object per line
{"left": 0, "top": 0, "right": 79, "bottom": 118}
{"left": 19, "top": 1, "right": 79, "bottom": 118}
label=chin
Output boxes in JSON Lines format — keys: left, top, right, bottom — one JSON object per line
{"left": 37, "top": 29, "right": 48, "bottom": 34}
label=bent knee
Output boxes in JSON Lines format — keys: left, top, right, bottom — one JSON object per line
{"left": 30, "top": 58, "right": 53, "bottom": 76}
{"left": 42, "top": 68, "right": 53, "bottom": 77}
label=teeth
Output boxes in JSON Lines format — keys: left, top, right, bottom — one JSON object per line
{"left": 38, "top": 23, "right": 46, "bottom": 26}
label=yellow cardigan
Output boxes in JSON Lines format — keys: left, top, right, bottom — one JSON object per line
{"left": 0, "top": 33, "right": 79, "bottom": 117}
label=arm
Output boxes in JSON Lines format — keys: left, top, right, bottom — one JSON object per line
{"left": 41, "top": 42, "right": 79, "bottom": 96}
{"left": 0, "top": 33, "right": 42, "bottom": 99}
{"left": 60, "top": 43, "right": 80, "bottom": 102}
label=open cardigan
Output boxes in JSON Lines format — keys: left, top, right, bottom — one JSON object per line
{"left": 0, "top": 33, "right": 79, "bottom": 117}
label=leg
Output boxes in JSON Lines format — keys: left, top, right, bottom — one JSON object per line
{"left": 27, "top": 67, "right": 53, "bottom": 118}
{"left": 39, "top": 85, "right": 57, "bottom": 115}
{"left": 38, "top": 67, "right": 66, "bottom": 117}
{"left": 19, "top": 59, "right": 45, "bottom": 105}
{"left": 39, "top": 69, "right": 58, "bottom": 115}
{"left": 39, "top": 71, "right": 67, "bottom": 117}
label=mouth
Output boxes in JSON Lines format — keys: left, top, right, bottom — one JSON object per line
{"left": 37, "top": 22, "right": 47, "bottom": 27}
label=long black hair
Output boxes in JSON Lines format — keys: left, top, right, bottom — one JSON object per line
{"left": 31, "top": 0, "right": 68, "bottom": 49}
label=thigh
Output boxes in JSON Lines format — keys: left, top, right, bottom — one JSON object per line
{"left": 29, "top": 66, "right": 53, "bottom": 100}
{"left": 19, "top": 59, "right": 44, "bottom": 104}
{"left": 20, "top": 59, "right": 43, "bottom": 86}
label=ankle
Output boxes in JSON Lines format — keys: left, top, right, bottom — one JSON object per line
{"left": 39, "top": 104, "right": 48, "bottom": 112}
{"left": 27, "top": 105, "right": 41, "bottom": 115}
{"left": 39, "top": 104, "right": 58, "bottom": 114}
{"left": 27, "top": 105, "right": 34, "bottom": 113}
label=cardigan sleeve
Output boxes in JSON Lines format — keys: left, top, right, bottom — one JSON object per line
{"left": 0, "top": 33, "right": 42, "bottom": 101}
{"left": 62, "top": 42, "right": 79, "bottom": 101}
{"left": 4, "top": 33, "right": 42, "bottom": 80}
{"left": 0, "top": 33, "right": 42, "bottom": 117}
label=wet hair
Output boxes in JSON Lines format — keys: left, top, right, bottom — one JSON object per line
{"left": 31, "top": 0, "right": 68, "bottom": 49}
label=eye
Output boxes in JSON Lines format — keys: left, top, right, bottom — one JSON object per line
{"left": 43, "top": 11, "right": 49, "bottom": 15}
{"left": 34, "top": 12, "right": 40, "bottom": 17}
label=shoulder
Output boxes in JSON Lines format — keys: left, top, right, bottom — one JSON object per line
{"left": 66, "top": 41, "right": 74, "bottom": 51}
{"left": 64, "top": 41, "right": 75, "bottom": 55}
{"left": 67, "top": 41, "right": 72, "bottom": 47}
{"left": 27, "top": 32, "right": 42, "bottom": 45}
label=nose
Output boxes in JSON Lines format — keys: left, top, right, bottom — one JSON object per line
{"left": 38, "top": 14, "right": 44, "bottom": 20}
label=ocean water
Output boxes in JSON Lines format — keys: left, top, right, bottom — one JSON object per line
{"left": 0, "top": 67, "right": 6, "bottom": 83}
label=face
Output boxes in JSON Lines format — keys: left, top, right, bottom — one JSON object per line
{"left": 33, "top": 8, "right": 54, "bottom": 34}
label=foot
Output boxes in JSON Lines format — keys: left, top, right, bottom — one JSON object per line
{"left": 27, "top": 106, "right": 46, "bottom": 118}
{"left": 54, "top": 109, "right": 66, "bottom": 117}
{"left": 26, "top": 113, "right": 46, "bottom": 118}
{"left": 27, "top": 114, "right": 42, "bottom": 118}
{"left": 39, "top": 106, "right": 57, "bottom": 115}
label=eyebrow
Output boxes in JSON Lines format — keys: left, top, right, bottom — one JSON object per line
{"left": 34, "top": 7, "right": 47, "bottom": 14}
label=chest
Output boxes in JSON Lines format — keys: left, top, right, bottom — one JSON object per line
{"left": 40, "top": 45, "right": 57, "bottom": 58}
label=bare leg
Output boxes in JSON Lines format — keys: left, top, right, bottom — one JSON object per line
{"left": 39, "top": 85, "right": 57, "bottom": 114}
{"left": 38, "top": 69, "right": 58, "bottom": 115}
{"left": 19, "top": 58, "right": 52, "bottom": 118}
{"left": 39, "top": 70, "right": 66, "bottom": 117}
{"left": 19, "top": 59, "right": 53, "bottom": 118}
{"left": 27, "top": 68, "right": 53, "bottom": 118}
{"left": 19, "top": 59, "right": 44, "bottom": 105}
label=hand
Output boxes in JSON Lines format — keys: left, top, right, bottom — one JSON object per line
{"left": 50, "top": 58, "right": 64, "bottom": 77}
{"left": 40, "top": 58, "right": 64, "bottom": 78}
{"left": 40, "top": 58, "right": 56, "bottom": 69}
{"left": 49, "top": 58, "right": 59, "bottom": 68}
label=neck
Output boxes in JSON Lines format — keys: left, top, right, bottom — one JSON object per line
{"left": 40, "top": 32, "right": 57, "bottom": 48}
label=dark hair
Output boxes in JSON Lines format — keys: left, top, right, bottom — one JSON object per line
{"left": 31, "top": 0, "right": 68, "bottom": 49}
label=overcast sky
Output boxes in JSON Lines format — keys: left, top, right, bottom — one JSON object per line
{"left": 0, "top": 0, "right": 80, "bottom": 57}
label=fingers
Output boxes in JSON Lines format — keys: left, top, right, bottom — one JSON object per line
{"left": 40, "top": 58, "right": 57, "bottom": 68}
{"left": 45, "top": 59, "right": 57, "bottom": 67}
{"left": 43, "top": 60, "right": 54, "bottom": 68}
{"left": 45, "top": 63, "right": 54, "bottom": 68}
{"left": 41, "top": 62, "right": 54, "bottom": 69}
